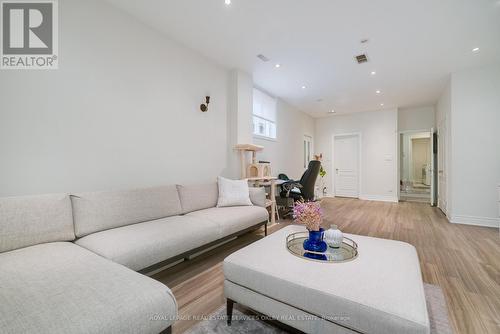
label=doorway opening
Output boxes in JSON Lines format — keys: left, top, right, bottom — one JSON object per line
{"left": 399, "top": 131, "right": 432, "bottom": 203}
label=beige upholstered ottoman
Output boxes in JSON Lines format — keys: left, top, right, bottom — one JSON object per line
{"left": 223, "top": 225, "right": 430, "bottom": 334}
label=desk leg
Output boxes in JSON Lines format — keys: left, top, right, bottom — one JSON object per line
{"left": 270, "top": 180, "right": 276, "bottom": 225}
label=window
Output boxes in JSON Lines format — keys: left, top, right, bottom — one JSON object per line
{"left": 304, "top": 135, "right": 312, "bottom": 168}
{"left": 253, "top": 88, "right": 277, "bottom": 139}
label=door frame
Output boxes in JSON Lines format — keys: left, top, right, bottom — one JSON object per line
{"left": 331, "top": 132, "right": 362, "bottom": 198}
{"left": 303, "top": 134, "right": 313, "bottom": 169}
{"left": 430, "top": 127, "right": 436, "bottom": 206}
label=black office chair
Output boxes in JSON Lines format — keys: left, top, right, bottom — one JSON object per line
{"left": 279, "top": 160, "right": 321, "bottom": 202}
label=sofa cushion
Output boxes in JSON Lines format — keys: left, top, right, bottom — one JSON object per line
{"left": 187, "top": 206, "right": 268, "bottom": 237}
{"left": 248, "top": 187, "right": 266, "bottom": 207}
{"left": 75, "top": 215, "right": 220, "bottom": 271}
{"left": 0, "top": 193, "right": 74, "bottom": 253}
{"left": 71, "top": 185, "right": 182, "bottom": 238}
{"left": 177, "top": 183, "right": 218, "bottom": 214}
{"left": 0, "top": 242, "right": 176, "bottom": 334}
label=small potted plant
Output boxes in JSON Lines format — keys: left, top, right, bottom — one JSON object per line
{"left": 314, "top": 154, "right": 327, "bottom": 197}
{"left": 293, "top": 201, "right": 327, "bottom": 253}
{"left": 319, "top": 164, "right": 327, "bottom": 196}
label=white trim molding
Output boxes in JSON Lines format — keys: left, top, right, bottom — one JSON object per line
{"left": 359, "top": 195, "right": 398, "bottom": 203}
{"left": 450, "top": 215, "right": 500, "bottom": 228}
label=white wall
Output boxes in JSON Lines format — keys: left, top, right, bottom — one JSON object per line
{"left": 0, "top": 0, "right": 229, "bottom": 196}
{"left": 225, "top": 69, "right": 254, "bottom": 179}
{"left": 436, "top": 80, "right": 452, "bottom": 215}
{"left": 315, "top": 109, "right": 398, "bottom": 202}
{"left": 448, "top": 65, "right": 500, "bottom": 228}
{"left": 229, "top": 70, "right": 253, "bottom": 145}
{"left": 398, "top": 106, "right": 435, "bottom": 131}
{"left": 254, "top": 99, "right": 315, "bottom": 179}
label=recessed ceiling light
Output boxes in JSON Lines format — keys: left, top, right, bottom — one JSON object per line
{"left": 275, "top": 63, "right": 281, "bottom": 68}
{"left": 225, "top": 0, "right": 231, "bottom": 5}
{"left": 370, "top": 71, "right": 376, "bottom": 75}
{"left": 376, "top": 90, "right": 381, "bottom": 94}
{"left": 329, "top": 109, "right": 336, "bottom": 113}
{"left": 301, "top": 85, "right": 307, "bottom": 89}
{"left": 380, "top": 103, "right": 384, "bottom": 107}
{"left": 472, "top": 47, "right": 480, "bottom": 53}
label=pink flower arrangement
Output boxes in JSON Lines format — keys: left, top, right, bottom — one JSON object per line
{"left": 293, "top": 201, "right": 323, "bottom": 231}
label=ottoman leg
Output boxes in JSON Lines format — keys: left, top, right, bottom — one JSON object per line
{"left": 160, "top": 326, "right": 171, "bottom": 334}
{"left": 226, "top": 298, "right": 234, "bottom": 326}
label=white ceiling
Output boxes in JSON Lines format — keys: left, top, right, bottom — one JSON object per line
{"left": 106, "top": 0, "right": 500, "bottom": 117}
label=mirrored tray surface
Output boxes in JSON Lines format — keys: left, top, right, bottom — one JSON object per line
{"left": 286, "top": 231, "right": 358, "bottom": 263}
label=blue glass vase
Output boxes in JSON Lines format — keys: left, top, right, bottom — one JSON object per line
{"left": 304, "top": 252, "right": 328, "bottom": 261}
{"left": 303, "top": 228, "right": 327, "bottom": 253}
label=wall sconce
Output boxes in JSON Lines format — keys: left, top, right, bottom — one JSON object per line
{"left": 200, "top": 96, "right": 210, "bottom": 112}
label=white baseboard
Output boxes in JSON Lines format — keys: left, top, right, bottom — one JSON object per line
{"left": 359, "top": 195, "right": 398, "bottom": 203}
{"left": 450, "top": 215, "right": 500, "bottom": 228}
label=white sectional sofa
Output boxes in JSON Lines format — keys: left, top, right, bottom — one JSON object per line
{"left": 0, "top": 183, "right": 268, "bottom": 334}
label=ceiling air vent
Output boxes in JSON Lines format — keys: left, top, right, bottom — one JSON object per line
{"left": 355, "top": 54, "right": 368, "bottom": 64}
{"left": 257, "top": 54, "right": 270, "bottom": 62}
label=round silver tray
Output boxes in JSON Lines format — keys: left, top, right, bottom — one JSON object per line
{"left": 286, "top": 231, "right": 358, "bottom": 263}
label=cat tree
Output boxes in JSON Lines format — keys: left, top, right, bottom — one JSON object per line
{"left": 234, "top": 144, "right": 271, "bottom": 179}
{"left": 234, "top": 144, "right": 278, "bottom": 224}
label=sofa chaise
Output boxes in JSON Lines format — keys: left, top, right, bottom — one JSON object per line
{"left": 0, "top": 183, "right": 268, "bottom": 334}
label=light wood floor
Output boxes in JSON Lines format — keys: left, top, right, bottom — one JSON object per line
{"left": 152, "top": 198, "right": 500, "bottom": 334}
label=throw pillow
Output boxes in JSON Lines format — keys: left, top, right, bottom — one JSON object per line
{"left": 217, "top": 176, "right": 253, "bottom": 207}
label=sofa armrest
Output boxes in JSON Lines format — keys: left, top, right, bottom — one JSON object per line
{"left": 249, "top": 187, "right": 266, "bottom": 207}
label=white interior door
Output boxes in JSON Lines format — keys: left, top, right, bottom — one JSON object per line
{"left": 437, "top": 121, "right": 447, "bottom": 213}
{"left": 430, "top": 128, "right": 435, "bottom": 206}
{"left": 334, "top": 134, "right": 359, "bottom": 198}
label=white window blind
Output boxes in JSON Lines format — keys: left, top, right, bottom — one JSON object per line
{"left": 253, "top": 88, "right": 277, "bottom": 139}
